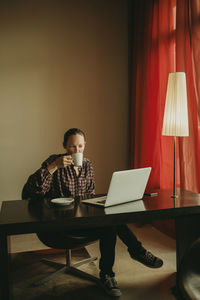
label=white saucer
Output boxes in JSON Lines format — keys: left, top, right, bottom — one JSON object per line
{"left": 51, "top": 198, "right": 74, "bottom": 206}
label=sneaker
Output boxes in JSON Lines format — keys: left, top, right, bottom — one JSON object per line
{"left": 100, "top": 274, "right": 122, "bottom": 297}
{"left": 130, "top": 250, "right": 163, "bottom": 268}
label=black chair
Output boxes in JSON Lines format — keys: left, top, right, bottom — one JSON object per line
{"left": 33, "top": 231, "right": 100, "bottom": 286}
{"left": 177, "top": 238, "right": 200, "bottom": 300}
{"left": 23, "top": 191, "right": 101, "bottom": 287}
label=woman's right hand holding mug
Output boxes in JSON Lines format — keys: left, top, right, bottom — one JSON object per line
{"left": 48, "top": 155, "right": 73, "bottom": 174}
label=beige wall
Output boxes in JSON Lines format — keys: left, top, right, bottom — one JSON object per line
{"left": 0, "top": 0, "right": 129, "bottom": 201}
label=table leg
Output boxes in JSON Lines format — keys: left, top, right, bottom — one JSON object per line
{"left": 0, "top": 232, "right": 12, "bottom": 300}
{"left": 175, "top": 215, "right": 200, "bottom": 271}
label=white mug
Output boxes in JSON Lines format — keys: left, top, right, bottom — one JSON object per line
{"left": 72, "top": 153, "right": 83, "bottom": 167}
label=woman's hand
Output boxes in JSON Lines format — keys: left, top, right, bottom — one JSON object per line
{"left": 54, "top": 155, "right": 73, "bottom": 168}
{"left": 47, "top": 155, "right": 73, "bottom": 174}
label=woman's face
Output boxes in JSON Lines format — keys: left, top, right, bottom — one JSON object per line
{"left": 65, "top": 134, "right": 86, "bottom": 154}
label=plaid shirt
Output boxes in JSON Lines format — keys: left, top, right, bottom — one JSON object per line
{"left": 22, "top": 154, "right": 95, "bottom": 199}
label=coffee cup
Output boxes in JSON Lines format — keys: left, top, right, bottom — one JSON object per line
{"left": 72, "top": 153, "right": 83, "bottom": 167}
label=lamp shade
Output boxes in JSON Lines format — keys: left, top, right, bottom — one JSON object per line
{"left": 162, "top": 72, "right": 189, "bottom": 137}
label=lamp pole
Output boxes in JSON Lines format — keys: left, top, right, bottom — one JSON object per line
{"left": 172, "top": 136, "right": 177, "bottom": 198}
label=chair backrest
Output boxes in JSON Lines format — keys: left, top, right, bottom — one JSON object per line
{"left": 21, "top": 183, "right": 29, "bottom": 200}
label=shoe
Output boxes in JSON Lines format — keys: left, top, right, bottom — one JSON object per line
{"left": 130, "top": 250, "right": 163, "bottom": 268}
{"left": 100, "top": 274, "right": 122, "bottom": 297}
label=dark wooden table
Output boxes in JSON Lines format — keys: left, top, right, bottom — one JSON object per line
{"left": 1, "top": 189, "right": 200, "bottom": 300}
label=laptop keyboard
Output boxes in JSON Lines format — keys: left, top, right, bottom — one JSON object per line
{"left": 90, "top": 195, "right": 107, "bottom": 204}
{"left": 82, "top": 195, "right": 107, "bottom": 206}
{"left": 97, "top": 199, "right": 106, "bottom": 204}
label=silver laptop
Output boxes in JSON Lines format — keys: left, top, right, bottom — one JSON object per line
{"left": 82, "top": 167, "right": 151, "bottom": 208}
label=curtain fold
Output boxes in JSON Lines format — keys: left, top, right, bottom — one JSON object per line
{"left": 176, "top": 0, "right": 200, "bottom": 192}
{"left": 130, "top": 0, "right": 200, "bottom": 193}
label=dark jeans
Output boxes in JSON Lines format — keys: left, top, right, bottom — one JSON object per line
{"left": 98, "top": 224, "right": 144, "bottom": 276}
{"left": 37, "top": 224, "right": 144, "bottom": 277}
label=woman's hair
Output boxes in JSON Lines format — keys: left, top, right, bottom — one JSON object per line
{"left": 63, "top": 128, "right": 86, "bottom": 147}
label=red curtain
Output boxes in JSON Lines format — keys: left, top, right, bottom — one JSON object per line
{"left": 130, "top": 0, "right": 200, "bottom": 193}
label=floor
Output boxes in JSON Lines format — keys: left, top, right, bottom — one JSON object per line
{"left": 11, "top": 224, "right": 178, "bottom": 300}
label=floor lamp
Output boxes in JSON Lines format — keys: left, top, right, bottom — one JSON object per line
{"left": 162, "top": 72, "right": 189, "bottom": 198}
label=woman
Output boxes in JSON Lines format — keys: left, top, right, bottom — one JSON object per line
{"left": 23, "top": 128, "right": 163, "bottom": 297}
{"left": 22, "top": 128, "right": 94, "bottom": 199}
